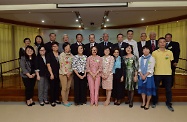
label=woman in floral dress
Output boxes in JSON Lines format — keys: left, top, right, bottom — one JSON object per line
{"left": 123, "top": 44, "right": 139, "bottom": 108}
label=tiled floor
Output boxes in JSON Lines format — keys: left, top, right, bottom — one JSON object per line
{"left": 0, "top": 102, "right": 186, "bottom": 122}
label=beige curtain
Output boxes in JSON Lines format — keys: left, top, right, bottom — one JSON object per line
{"left": 0, "top": 23, "right": 13, "bottom": 73}
{"left": 146, "top": 20, "right": 187, "bottom": 71}
{"left": 0, "top": 23, "right": 39, "bottom": 73}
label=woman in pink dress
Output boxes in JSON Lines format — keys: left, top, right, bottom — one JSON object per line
{"left": 101, "top": 46, "right": 114, "bottom": 106}
{"left": 86, "top": 46, "right": 102, "bottom": 106}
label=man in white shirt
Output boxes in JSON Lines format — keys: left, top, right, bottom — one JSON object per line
{"left": 123, "top": 30, "right": 139, "bottom": 58}
{"left": 137, "top": 33, "right": 147, "bottom": 57}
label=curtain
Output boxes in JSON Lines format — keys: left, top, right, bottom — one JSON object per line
{"left": 146, "top": 20, "right": 187, "bottom": 71}
{"left": 0, "top": 23, "right": 13, "bottom": 73}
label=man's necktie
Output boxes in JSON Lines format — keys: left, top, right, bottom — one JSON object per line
{"left": 151, "top": 40, "right": 155, "bottom": 51}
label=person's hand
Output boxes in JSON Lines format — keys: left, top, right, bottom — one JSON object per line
{"left": 37, "top": 76, "right": 40, "bottom": 81}
{"left": 120, "top": 76, "right": 124, "bottom": 82}
{"left": 141, "top": 75, "right": 146, "bottom": 80}
{"left": 50, "top": 74, "right": 54, "bottom": 80}
{"left": 173, "top": 63, "right": 177, "bottom": 67}
{"left": 32, "top": 74, "right": 36, "bottom": 77}
{"left": 67, "top": 72, "right": 72, "bottom": 78}
{"left": 134, "top": 75, "right": 138, "bottom": 82}
{"left": 28, "top": 74, "right": 33, "bottom": 78}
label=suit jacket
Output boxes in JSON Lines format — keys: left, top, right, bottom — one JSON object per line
{"left": 20, "top": 56, "right": 35, "bottom": 78}
{"left": 84, "top": 42, "right": 99, "bottom": 57}
{"left": 113, "top": 42, "right": 128, "bottom": 57}
{"left": 166, "top": 41, "right": 180, "bottom": 63}
{"left": 137, "top": 41, "right": 146, "bottom": 57}
{"left": 98, "top": 41, "right": 113, "bottom": 57}
{"left": 35, "top": 55, "right": 49, "bottom": 77}
{"left": 70, "top": 42, "right": 85, "bottom": 55}
{"left": 145, "top": 40, "right": 158, "bottom": 53}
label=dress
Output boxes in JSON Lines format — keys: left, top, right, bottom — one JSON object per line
{"left": 138, "top": 55, "right": 156, "bottom": 96}
{"left": 123, "top": 55, "right": 139, "bottom": 91}
{"left": 102, "top": 56, "right": 114, "bottom": 89}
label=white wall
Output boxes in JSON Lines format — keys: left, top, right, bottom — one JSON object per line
{"left": 40, "top": 27, "right": 146, "bottom": 44}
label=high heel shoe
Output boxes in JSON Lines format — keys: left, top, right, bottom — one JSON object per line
{"left": 26, "top": 101, "right": 32, "bottom": 106}
{"left": 31, "top": 102, "right": 35, "bottom": 105}
{"left": 141, "top": 104, "right": 146, "bottom": 108}
{"left": 129, "top": 102, "right": 133, "bottom": 108}
{"left": 144, "top": 106, "right": 149, "bottom": 110}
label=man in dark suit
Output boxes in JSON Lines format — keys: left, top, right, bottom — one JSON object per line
{"left": 165, "top": 33, "right": 180, "bottom": 87}
{"left": 44, "top": 33, "right": 57, "bottom": 54}
{"left": 98, "top": 33, "right": 113, "bottom": 56}
{"left": 70, "top": 33, "right": 85, "bottom": 55}
{"left": 113, "top": 33, "right": 128, "bottom": 57}
{"left": 85, "top": 34, "right": 99, "bottom": 57}
{"left": 145, "top": 32, "right": 158, "bottom": 53}
{"left": 138, "top": 33, "right": 147, "bottom": 57}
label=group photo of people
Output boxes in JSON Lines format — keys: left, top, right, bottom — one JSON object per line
{"left": 19, "top": 30, "right": 180, "bottom": 112}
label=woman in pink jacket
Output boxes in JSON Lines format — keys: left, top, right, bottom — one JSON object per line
{"left": 86, "top": 46, "right": 102, "bottom": 106}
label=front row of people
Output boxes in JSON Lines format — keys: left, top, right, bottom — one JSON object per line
{"left": 20, "top": 37, "right": 174, "bottom": 111}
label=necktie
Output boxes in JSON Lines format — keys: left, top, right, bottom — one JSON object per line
{"left": 119, "top": 42, "right": 122, "bottom": 49}
{"left": 151, "top": 40, "right": 155, "bottom": 51}
{"left": 104, "top": 42, "right": 107, "bottom": 46}
{"left": 166, "top": 43, "right": 169, "bottom": 48}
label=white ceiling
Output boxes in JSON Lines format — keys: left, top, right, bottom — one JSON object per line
{"left": 0, "top": 0, "right": 187, "bottom": 29}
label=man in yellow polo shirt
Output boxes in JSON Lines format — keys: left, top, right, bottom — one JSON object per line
{"left": 152, "top": 37, "right": 174, "bottom": 112}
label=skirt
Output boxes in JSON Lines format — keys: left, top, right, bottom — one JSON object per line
{"left": 102, "top": 74, "right": 113, "bottom": 89}
{"left": 138, "top": 75, "right": 156, "bottom": 96}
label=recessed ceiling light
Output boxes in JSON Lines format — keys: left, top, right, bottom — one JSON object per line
{"left": 76, "top": 19, "right": 78, "bottom": 22}
{"left": 78, "top": 16, "right": 81, "bottom": 18}
{"left": 104, "top": 25, "right": 106, "bottom": 27}
{"left": 28, "top": 12, "right": 31, "bottom": 14}
{"left": 141, "top": 18, "right": 144, "bottom": 21}
{"left": 41, "top": 20, "right": 45, "bottom": 23}
{"left": 79, "top": 26, "right": 81, "bottom": 28}
{"left": 106, "top": 19, "right": 109, "bottom": 22}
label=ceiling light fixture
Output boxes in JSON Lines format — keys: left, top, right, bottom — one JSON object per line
{"left": 104, "top": 25, "right": 106, "bottom": 27}
{"left": 75, "top": 11, "right": 84, "bottom": 29}
{"left": 56, "top": 3, "right": 128, "bottom": 8}
{"left": 41, "top": 20, "right": 45, "bottom": 23}
{"left": 141, "top": 18, "right": 144, "bottom": 21}
{"left": 101, "top": 11, "right": 109, "bottom": 29}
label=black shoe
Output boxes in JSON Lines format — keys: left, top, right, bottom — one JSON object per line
{"left": 44, "top": 101, "right": 50, "bottom": 104}
{"left": 141, "top": 105, "right": 145, "bottom": 108}
{"left": 51, "top": 102, "right": 56, "bottom": 107}
{"left": 144, "top": 107, "right": 149, "bottom": 110}
{"left": 75, "top": 103, "right": 79, "bottom": 106}
{"left": 55, "top": 101, "right": 61, "bottom": 104}
{"left": 167, "top": 105, "right": 174, "bottom": 112}
{"left": 27, "top": 103, "right": 32, "bottom": 106}
{"left": 129, "top": 102, "right": 133, "bottom": 108}
{"left": 40, "top": 102, "right": 44, "bottom": 106}
{"left": 31, "top": 102, "right": 35, "bottom": 105}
